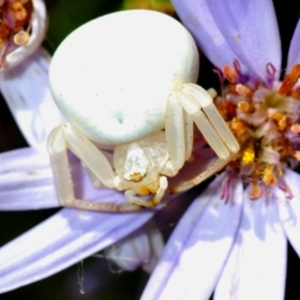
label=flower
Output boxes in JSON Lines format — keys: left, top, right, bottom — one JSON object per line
{"left": 1, "top": 1, "right": 300, "bottom": 299}
{"left": 0, "top": 0, "right": 45, "bottom": 70}
{"left": 0, "top": 0, "right": 64, "bottom": 148}
{"left": 141, "top": 0, "right": 300, "bottom": 299}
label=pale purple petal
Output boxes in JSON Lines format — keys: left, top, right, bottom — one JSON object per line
{"left": 287, "top": 19, "right": 300, "bottom": 73}
{"left": 0, "top": 48, "right": 65, "bottom": 148}
{"left": 105, "top": 229, "right": 152, "bottom": 271}
{"left": 207, "top": 0, "right": 281, "bottom": 82}
{"left": 0, "top": 147, "right": 128, "bottom": 210}
{"left": 141, "top": 174, "right": 244, "bottom": 300}
{"left": 142, "top": 219, "right": 165, "bottom": 274}
{"left": 0, "top": 202, "right": 155, "bottom": 293}
{"left": 214, "top": 192, "right": 286, "bottom": 300}
{"left": 0, "top": 147, "right": 59, "bottom": 210}
{"left": 104, "top": 219, "right": 164, "bottom": 273}
{"left": 171, "top": 0, "right": 249, "bottom": 74}
{"left": 276, "top": 169, "right": 300, "bottom": 257}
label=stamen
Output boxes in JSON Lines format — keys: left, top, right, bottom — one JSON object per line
{"left": 238, "top": 100, "right": 250, "bottom": 113}
{"left": 0, "top": 0, "right": 34, "bottom": 68}
{"left": 250, "top": 181, "right": 262, "bottom": 199}
{"left": 14, "top": 30, "right": 29, "bottom": 45}
{"left": 11, "top": 1, "right": 28, "bottom": 21}
{"left": 278, "top": 177, "right": 294, "bottom": 199}
{"left": 270, "top": 111, "right": 284, "bottom": 122}
{"left": 231, "top": 117, "right": 247, "bottom": 136}
{"left": 212, "top": 68, "right": 225, "bottom": 87}
{"left": 278, "top": 117, "right": 287, "bottom": 131}
{"left": 232, "top": 59, "right": 249, "bottom": 83}
{"left": 271, "top": 111, "right": 287, "bottom": 130}
{"left": 262, "top": 165, "right": 276, "bottom": 185}
{"left": 291, "top": 86, "right": 300, "bottom": 99}
{"left": 236, "top": 84, "right": 250, "bottom": 96}
{"left": 223, "top": 65, "right": 238, "bottom": 83}
{"left": 266, "top": 62, "right": 276, "bottom": 84}
{"left": 291, "top": 124, "right": 300, "bottom": 134}
{"left": 221, "top": 171, "right": 234, "bottom": 203}
{"left": 218, "top": 61, "right": 300, "bottom": 201}
{"left": 233, "top": 59, "right": 241, "bottom": 74}
{"left": 293, "top": 151, "right": 300, "bottom": 161}
{"left": 278, "top": 64, "right": 300, "bottom": 95}
{"left": 217, "top": 101, "right": 236, "bottom": 121}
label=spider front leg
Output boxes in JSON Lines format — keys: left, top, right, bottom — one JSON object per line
{"left": 48, "top": 123, "right": 141, "bottom": 211}
{"left": 164, "top": 90, "right": 194, "bottom": 175}
{"left": 168, "top": 83, "right": 240, "bottom": 192}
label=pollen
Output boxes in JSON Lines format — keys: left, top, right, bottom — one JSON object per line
{"left": 262, "top": 165, "right": 277, "bottom": 185}
{"left": 14, "top": 30, "right": 29, "bottom": 45}
{"left": 238, "top": 100, "right": 250, "bottom": 113}
{"left": 231, "top": 117, "right": 247, "bottom": 136}
{"left": 242, "top": 145, "right": 255, "bottom": 165}
{"left": 217, "top": 101, "right": 236, "bottom": 121}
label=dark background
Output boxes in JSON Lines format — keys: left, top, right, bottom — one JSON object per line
{"left": 0, "top": 0, "right": 300, "bottom": 299}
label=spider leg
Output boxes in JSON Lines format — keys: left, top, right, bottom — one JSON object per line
{"left": 183, "top": 83, "right": 239, "bottom": 153}
{"left": 170, "top": 83, "right": 240, "bottom": 192}
{"left": 48, "top": 123, "right": 141, "bottom": 211}
{"left": 165, "top": 92, "right": 194, "bottom": 175}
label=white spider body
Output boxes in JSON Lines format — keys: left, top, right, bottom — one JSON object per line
{"left": 114, "top": 132, "right": 169, "bottom": 183}
{"left": 48, "top": 10, "right": 240, "bottom": 211}
{"left": 49, "top": 10, "right": 198, "bottom": 145}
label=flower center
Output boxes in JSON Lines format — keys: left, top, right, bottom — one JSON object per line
{"left": 0, "top": 0, "right": 33, "bottom": 67}
{"left": 217, "top": 61, "right": 300, "bottom": 199}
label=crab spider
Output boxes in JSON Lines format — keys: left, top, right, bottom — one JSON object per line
{"left": 48, "top": 10, "right": 240, "bottom": 211}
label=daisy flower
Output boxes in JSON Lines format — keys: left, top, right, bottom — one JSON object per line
{"left": 1, "top": 1, "right": 300, "bottom": 299}
{"left": 0, "top": 0, "right": 64, "bottom": 148}
{"left": 141, "top": 0, "right": 300, "bottom": 299}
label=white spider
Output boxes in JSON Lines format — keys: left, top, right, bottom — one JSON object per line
{"left": 48, "top": 9, "right": 240, "bottom": 211}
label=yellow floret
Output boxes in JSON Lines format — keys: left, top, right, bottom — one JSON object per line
{"left": 242, "top": 146, "right": 255, "bottom": 164}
